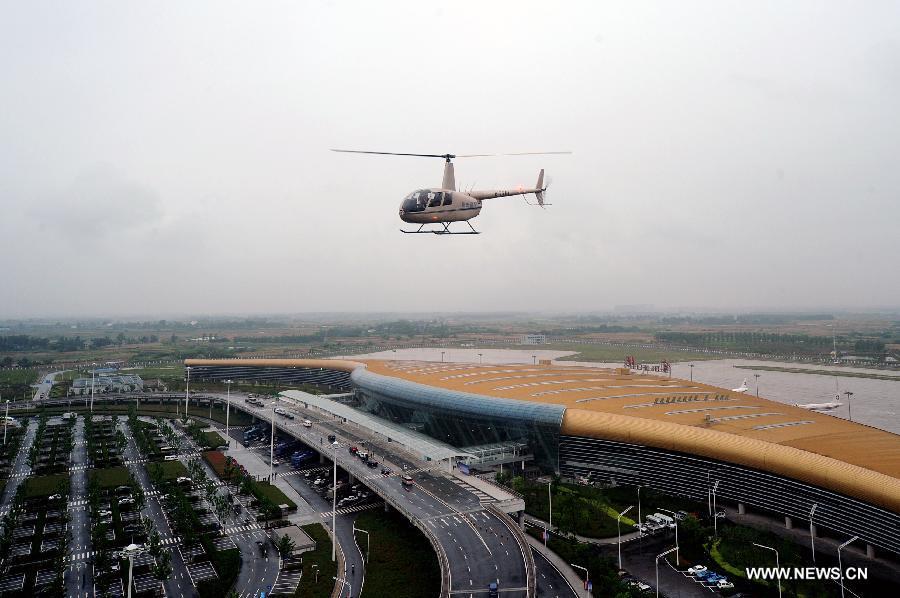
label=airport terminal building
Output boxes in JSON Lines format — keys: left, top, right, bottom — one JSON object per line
{"left": 186, "top": 358, "right": 900, "bottom": 556}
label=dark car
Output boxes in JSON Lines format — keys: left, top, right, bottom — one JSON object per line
{"left": 327, "top": 434, "right": 336, "bottom": 443}
{"left": 367, "top": 460, "right": 379, "bottom": 468}
{"left": 381, "top": 467, "right": 391, "bottom": 475}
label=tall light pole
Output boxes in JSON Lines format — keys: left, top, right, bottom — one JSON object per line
{"left": 809, "top": 503, "right": 818, "bottom": 563}
{"left": 637, "top": 486, "right": 642, "bottom": 537}
{"left": 548, "top": 480, "right": 553, "bottom": 530}
{"left": 655, "top": 547, "right": 678, "bottom": 598}
{"left": 844, "top": 391, "right": 854, "bottom": 422}
{"left": 184, "top": 366, "right": 191, "bottom": 420}
{"left": 712, "top": 480, "right": 720, "bottom": 538}
{"left": 270, "top": 405, "right": 276, "bottom": 482}
{"left": 478, "top": 353, "right": 483, "bottom": 364}
{"left": 121, "top": 542, "right": 146, "bottom": 598}
{"left": 570, "top": 563, "right": 589, "bottom": 592}
{"left": 532, "top": 354, "right": 537, "bottom": 365}
{"left": 838, "top": 536, "right": 859, "bottom": 598}
{"left": 331, "top": 440, "right": 340, "bottom": 561}
{"left": 353, "top": 523, "right": 370, "bottom": 562}
{"left": 689, "top": 364, "right": 694, "bottom": 381}
{"left": 754, "top": 373, "right": 760, "bottom": 397}
{"left": 224, "top": 380, "right": 233, "bottom": 447}
{"left": 753, "top": 542, "right": 782, "bottom": 598}
{"left": 617, "top": 505, "right": 633, "bottom": 570}
{"left": 90, "top": 363, "right": 97, "bottom": 413}
{"left": 440, "top": 351, "right": 445, "bottom": 363}
{"left": 658, "top": 508, "right": 680, "bottom": 565}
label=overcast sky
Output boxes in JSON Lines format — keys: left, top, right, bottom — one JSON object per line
{"left": 1, "top": 1, "right": 898, "bottom": 318}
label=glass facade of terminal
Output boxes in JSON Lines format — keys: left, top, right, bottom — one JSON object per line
{"left": 350, "top": 368, "right": 565, "bottom": 472}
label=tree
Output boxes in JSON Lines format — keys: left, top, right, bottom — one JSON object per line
{"left": 276, "top": 534, "right": 296, "bottom": 557}
{"left": 152, "top": 549, "right": 173, "bottom": 583}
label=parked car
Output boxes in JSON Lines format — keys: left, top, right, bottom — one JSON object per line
{"left": 717, "top": 580, "right": 735, "bottom": 589}
{"left": 303, "top": 420, "right": 313, "bottom": 428}
{"left": 687, "top": 565, "right": 708, "bottom": 575}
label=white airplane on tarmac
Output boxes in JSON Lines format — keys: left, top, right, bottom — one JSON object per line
{"left": 731, "top": 378, "right": 750, "bottom": 393}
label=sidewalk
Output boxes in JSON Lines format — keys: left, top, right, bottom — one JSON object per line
{"left": 524, "top": 513, "right": 642, "bottom": 546}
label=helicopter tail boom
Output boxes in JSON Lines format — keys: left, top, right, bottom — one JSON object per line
{"left": 469, "top": 168, "right": 548, "bottom": 205}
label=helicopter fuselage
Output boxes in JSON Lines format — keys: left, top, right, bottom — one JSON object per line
{"left": 398, "top": 188, "right": 482, "bottom": 224}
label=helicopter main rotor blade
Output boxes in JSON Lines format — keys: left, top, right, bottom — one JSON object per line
{"left": 496, "top": 151, "right": 573, "bottom": 156}
{"left": 331, "top": 149, "right": 452, "bottom": 158}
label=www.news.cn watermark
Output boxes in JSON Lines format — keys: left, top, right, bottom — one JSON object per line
{"left": 746, "top": 567, "right": 868, "bottom": 581}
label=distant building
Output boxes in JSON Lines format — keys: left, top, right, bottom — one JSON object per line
{"left": 521, "top": 334, "right": 547, "bottom": 345}
{"left": 69, "top": 374, "right": 144, "bottom": 395}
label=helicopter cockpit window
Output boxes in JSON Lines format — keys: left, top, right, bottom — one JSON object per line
{"left": 427, "top": 191, "right": 443, "bottom": 208}
{"left": 401, "top": 191, "right": 426, "bottom": 213}
{"left": 442, "top": 193, "right": 453, "bottom": 206}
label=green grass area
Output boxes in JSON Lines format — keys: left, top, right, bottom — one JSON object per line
{"left": 293, "top": 524, "right": 337, "bottom": 598}
{"left": 200, "top": 430, "right": 226, "bottom": 449}
{"left": 89, "top": 467, "right": 131, "bottom": 489}
{"left": 0, "top": 369, "right": 37, "bottom": 386}
{"left": 538, "top": 343, "right": 715, "bottom": 364}
{"left": 734, "top": 364, "right": 900, "bottom": 381}
{"left": 23, "top": 473, "right": 70, "bottom": 499}
{"left": 253, "top": 481, "right": 296, "bottom": 509}
{"left": 147, "top": 460, "right": 189, "bottom": 482}
{"left": 354, "top": 507, "right": 441, "bottom": 598}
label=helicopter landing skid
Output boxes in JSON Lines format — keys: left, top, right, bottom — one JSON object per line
{"left": 400, "top": 222, "right": 480, "bottom": 235}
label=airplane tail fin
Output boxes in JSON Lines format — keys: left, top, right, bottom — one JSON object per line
{"left": 534, "top": 169, "right": 547, "bottom": 206}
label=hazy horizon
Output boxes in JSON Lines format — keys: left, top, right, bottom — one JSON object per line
{"left": 2, "top": 2, "right": 899, "bottom": 318}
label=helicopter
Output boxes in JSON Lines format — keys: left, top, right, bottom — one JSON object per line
{"left": 331, "top": 149, "right": 570, "bottom": 234}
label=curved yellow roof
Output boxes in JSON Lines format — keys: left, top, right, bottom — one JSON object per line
{"left": 184, "top": 358, "right": 900, "bottom": 513}
{"left": 362, "top": 360, "right": 900, "bottom": 513}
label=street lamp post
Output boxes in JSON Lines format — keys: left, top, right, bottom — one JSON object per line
{"left": 90, "top": 364, "right": 96, "bottom": 413}
{"left": 548, "top": 480, "right": 553, "bottom": 531}
{"left": 753, "top": 542, "right": 782, "bottom": 598}
{"left": 333, "top": 575, "right": 352, "bottom": 598}
{"left": 224, "top": 380, "right": 233, "bottom": 447}
{"left": 637, "top": 486, "right": 642, "bottom": 537}
{"left": 478, "top": 353, "right": 483, "bottom": 364}
{"left": 120, "top": 543, "right": 147, "bottom": 598}
{"left": 184, "top": 366, "right": 191, "bottom": 420}
{"left": 658, "top": 508, "right": 680, "bottom": 566}
{"left": 570, "top": 563, "right": 589, "bottom": 593}
{"left": 440, "top": 351, "right": 445, "bottom": 363}
{"left": 532, "top": 354, "right": 537, "bottom": 365}
{"left": 838, "top": 536, "right": 859, "bottom": 598}
{"left": 754, "top": 373, "right": 760, "bottom": 397}
{"left": 617, "top": 505, "right": 633, "bottom": 570}
{"left": 689, "top": 364, "right": 694, "bottom": 381}
{"left": 270, "top": 406, "right": 276, "bottom": 482}
{"left": 712, "top": 480, "right": 721, "bottom": 538}
{"left": 844, "top": 391, "right": 854, "bottom": 422}
{"left": 331, "top": 440, "right": 340, "bottom": 562}
{"left": 353, "top": 523, "right": 371, "bottom": 562}
{"left": 655, "top": 547, "right": 678, "bottom": 598}
{"left": 809, "top": 503, "right": 818, "bottom": 563}
{"left": 3, "top": 399, "right": 8, "bottom": 445}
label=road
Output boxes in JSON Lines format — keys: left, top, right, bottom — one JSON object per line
{"left": 172, "top": 423, "right": 280, "bottom": 598}
{"left": 65, "top": 417, "right": 94, "bottom": 598}
{"left": 233, "top": 394, "right": 532, "bottom": 598}
{"left": 32, "top": 370, "right": 65, "bottom": 401}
